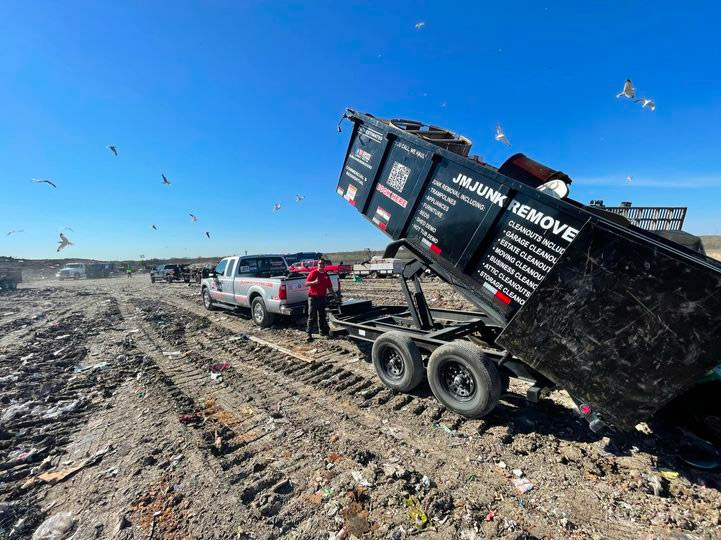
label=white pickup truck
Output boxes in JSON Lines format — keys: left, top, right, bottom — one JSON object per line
{"left": 56, "top": 263, "right": 86, "bottom": 280}
{"left": 200, "top": 254, "right": 340, "bottom": 327}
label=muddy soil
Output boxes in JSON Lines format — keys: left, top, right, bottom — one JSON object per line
{"left": 1, "top": 277, "right": 720, "bottom": 539}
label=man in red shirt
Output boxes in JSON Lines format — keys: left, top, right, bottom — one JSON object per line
{"left": 305, "top": 259, "right": 335, "bottom": 342}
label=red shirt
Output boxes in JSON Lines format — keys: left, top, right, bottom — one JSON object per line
{"left": 306, "top": 269, "right": 332, "bottom": 297}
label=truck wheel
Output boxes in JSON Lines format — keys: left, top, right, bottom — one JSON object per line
{"left": 370, "top": 271, "right": 379, "bottom": 280}
{"left": 202, "top": 288, "right": 216, "bottom": 311}
{"left": 427, "top": 342, "right": 501, "bottom": 418}
{"left": 251, "top": 297, "right": 275, "bottom": 328}
{"left": 371, "top": 331, "right": 424, "bottom": 392}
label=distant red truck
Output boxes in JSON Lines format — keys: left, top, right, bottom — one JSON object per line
{"left": 288, "top": 259, "right": 352, "bottom": 278}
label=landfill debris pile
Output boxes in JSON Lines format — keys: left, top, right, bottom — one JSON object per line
{"left": 0, "top": 279, "right": 719, "bottom": 539}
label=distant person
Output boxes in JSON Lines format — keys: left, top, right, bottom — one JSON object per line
{"left": 127, "top": 267, "right": 132, "bottom": 278}
{"left": 305, "top": 259, "right": 335, "bottom": 342}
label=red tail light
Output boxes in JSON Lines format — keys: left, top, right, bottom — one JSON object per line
{"left": 279, "top": 284, "right": 287, "bottom": 300}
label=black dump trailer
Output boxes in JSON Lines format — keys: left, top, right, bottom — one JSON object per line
{"left": 330, "top": 109, "right": 721, "bottom": 432}
{"left": 86, "top": 263, "right": 113, "bottom": 279}
{"left": 0, "top": 267, "right": 22, "bottom": 290}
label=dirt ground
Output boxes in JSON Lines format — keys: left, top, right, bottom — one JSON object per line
{"left": 1, "top": 276, "right": 720, "bottom": 540}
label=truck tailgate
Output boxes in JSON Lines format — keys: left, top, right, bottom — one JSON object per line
{"left": 284, "top": 276, "right": 309, "bottom": 305}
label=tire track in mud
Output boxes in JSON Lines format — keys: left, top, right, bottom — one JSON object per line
{"left": 115, "top": 295, "right": 649, "bottom": 539}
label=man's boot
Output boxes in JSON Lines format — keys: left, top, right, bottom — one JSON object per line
{"left": 306, "top": 333, "right": 314, "bottom": 343}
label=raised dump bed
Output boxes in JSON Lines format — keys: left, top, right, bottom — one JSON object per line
{"left": 334, "top": 109, "right": 721, "bottom": 430}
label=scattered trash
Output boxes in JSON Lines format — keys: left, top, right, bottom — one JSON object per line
{"left": 659, "top": 468, "right": 679, "bottom": 480}
{"left": 210, "top": 362, "right": 229, "bottom": 373}
{"left": 42, "top": 400, "right": 80, "bottom": 420}
{"left": 31, "top": 511, "right": 75, "bottom": 540}
{"left": 1, "top": 402, "right": 32, "bottom": 423}
{"left": 228, "top": 334, "right": 249, "bottom": 342}
{"left": 351, "top": 470, "right": 372, "bottom": 487}
{"left": 512, "top": 469, "right": 523, "bottom": 478}
{"left": 511, "top": 477, "right": 534, "bottom": 494}
{"left": 404, "top": 496, "right": 428, "bottom": 530}
{"left": 162, "top": 351, "right": 181, "bottom": 357}
{"left": 648, "top": 475, "right": 667, "bottom": 497}
{"left": 54, "top": 334, "right": 71, "bottom": 340}
{"left": 467, "top": 474, "right": 477, "bottom": 482}
{"left": 104, "top": 466, "right": 118, "bottom": 477}
{"left": 74, "top": 361, "right": 109, "bottom": 372}
{"left": 26, "top": 446, "right": 110, "bottom": 488}
{"left": 210, "top": 372, "right": 223, "bottom": 383}
{"left": 496, "top": 461, "right": 507, "bottom": 469}
{"left": 20, "top": 352, "right": 35, "bottom": 361}
{"left": 178, "top": 414, "right": 201, "bottom": 425}
{"left": 321, "top": 486, "right": 333, "bottom": 502}
{"left": 435, "top": 422, "right": 456, "bottom": 436}
{"left": 485, "top": 510, "right": 496, "bottom": 522}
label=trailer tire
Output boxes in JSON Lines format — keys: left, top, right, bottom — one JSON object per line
{"left": 427, "top": 342, "right": 501, "bottom": 418}
{"left": 371, "top": 331, "right": 424, "bottom": 393}
{"left": 251, "top": 297, "right": 275, "bottom": 328}
{"left": 202, "top": 288, "right": 216, "bottom": 311}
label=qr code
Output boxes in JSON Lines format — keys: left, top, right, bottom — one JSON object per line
{"left": 386, "top": 161, "right": 411, "bottom": 192}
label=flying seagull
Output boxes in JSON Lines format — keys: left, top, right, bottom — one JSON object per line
{"left": 616, "top": 79, "right": 635, "bottom": 99}
{"left": 495, "top": 124, "right": 511, "bottom": 147}
{"left": 295, "top": 194, "right": 305, "bottom": 202}
{"left": 6, "top": 230, "right": 24, "bottom": 236}
{"left": 189, "top": 213, "right": 198, "bottom": 222}
{"left": 60, "top": 227, "right": 74, "bottom": 232}
{"left": 626, "top": 175, "right": 633, "bottom": 184}
{"left": 273, "top": 203, "right": 281, "bottom": 212}
{"left": 57, "top": 233, "right": 73, "bottom": 252}
{"left": 414, "top": 21, "right": 426, "bottom": 29}
{"left": 205, "top": 231, "right": 211, "bottom": 238}
{"left": 161, "top": 174, "right": 171, "bottom": 185}
{"left": 32, "top": 178, "right": 57, "bottom": 188}
{"left": 107, "top": 145, "right": 118, "bottom": 156}
{"left": 635, "top": 98, "right": 656, "bottom": 111}
{"left": 152, "top": 224, "right": 158, "bottom": 230}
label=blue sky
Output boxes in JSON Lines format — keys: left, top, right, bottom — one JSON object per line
{"left": 2, "top": 1, "right": 720, "bottom": 260}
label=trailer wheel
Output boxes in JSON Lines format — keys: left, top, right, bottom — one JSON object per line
{"left": 251, "top": 297, "right": 275, "bottom": 328}
{"left": 427, "top": 342, "right": 501, "bottom": 418}
{"left": 371, "top": 331, "right": 424, "bottom": 392}
{"left": 202, "top": 288, "right": 216, "bottom": 311}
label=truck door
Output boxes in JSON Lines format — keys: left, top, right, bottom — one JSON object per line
{"left": 209, "top": 258, "right": 228, "bottom": 301}
{"left": 219, "top": 257, "right": 237, "bottom": 303}
{"left": 233, "top": 257, "right": 257, "bottom": 307}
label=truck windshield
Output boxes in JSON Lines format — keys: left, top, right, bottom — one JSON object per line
{"left": 214, "top": 259, "right": 228, "bottom": 275}
{"left": 67, "top": 264, "right": 83, "bottom": 269}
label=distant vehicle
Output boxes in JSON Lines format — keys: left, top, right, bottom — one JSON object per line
{"left": 57, "top": 263, "right": 86, "bottom": 280}
{"left": 0, "top": 267, "right": 22, "bottom": 290}
{"left": 288, "top": 259, "right": 352, "bottom": 278}
{"left": 200, "top": 254, "right": 340, "bottom": 327}
{"left": 150, "top": 264, "right": 190, "bottom": 283}
{"left": 283, "top": 251, "right": 323, "bottom": 266}
{"left": 352, "top": 256, "right": 405, "bottom": 278}
{"left": 86, "top": 262, "right": 113, "bottom": 279}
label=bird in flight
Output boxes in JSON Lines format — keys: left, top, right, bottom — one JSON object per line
{"left": 152, "top": 224, "right": 158, "bottom": 230}
{"left": 414, "top": 21, "right": 426, "bottom": 29}
{"left": 6, "top": 230, "right": 24, "bottom": 236}
{"left": 107, "top": 145, "right": 118, "bottom": 156}
{"left": 635, "top": 98, "right": 656, "bottom": 111}
{"left": 626, "top": 176, "right": 633, "bottom": 184}
{"left": 57, "top": 233, "right": 73, "bottom": 252}
{"left": 189, "top": 213, "right": 198, "bottom": 222}
{"left": 616, "top": 79, "right": 635, "bottom": 99}
{"left": 295, "top": 194, "right": 305, "bottom": 202}
{"left": 495, "top": 124, "right": 511, "bottom": 147}
{"left": 205, "top": 231, "right": 211, "bottom": 238}
{"left": 273, "top": 203, "right": 282, "bottom": 212}
{"left": 32, "top": 178, "right": 57, "bottom": 188}
{"left": 161, "top": 174, "right": 171, "bottom": 185}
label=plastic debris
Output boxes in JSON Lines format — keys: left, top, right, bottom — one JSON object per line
{"left": 511, "top": 477, "right": 534, "bottom": 494}
{"left": 659, "top": 468, "right": 679, "bottom": 480}
{"left": 321, "top": 487, "right": 333, "bottom": 502}
{"left": 1, "top": 403, "right": 32, "bottom": 423}
{"left": 512, "top": 469, "right": 523, "bottom": 478}
{"left": 210, "top": 362, "right": 230, "bottom": 373}
{"left": 496, "top": 461, "right": 507, "bottom": 469}
{"left": 351, "top": 470, "right": 372, "bottom": 487}
{"left": 162, "top": 351, "right": 181, "bottom": 357}
{"left": 210, "top": 372, "right": 223, "bottom": 383}
{"left": 178, "top": 414, "right": 201, "bottom": 424}
{"left": 31, "top": 511, "right": 75, "bottom": 540}
{"left": 42, "top": 400, "right": 80, "bottom": 420}
{"left": 435, "top": 422, "right": 456, "bottom": 436}
{"left": 404, "top": 496, "right": 428, "bottom": 530}
{"left": 485, "top": 510, "right": 496, "bottom": 522}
